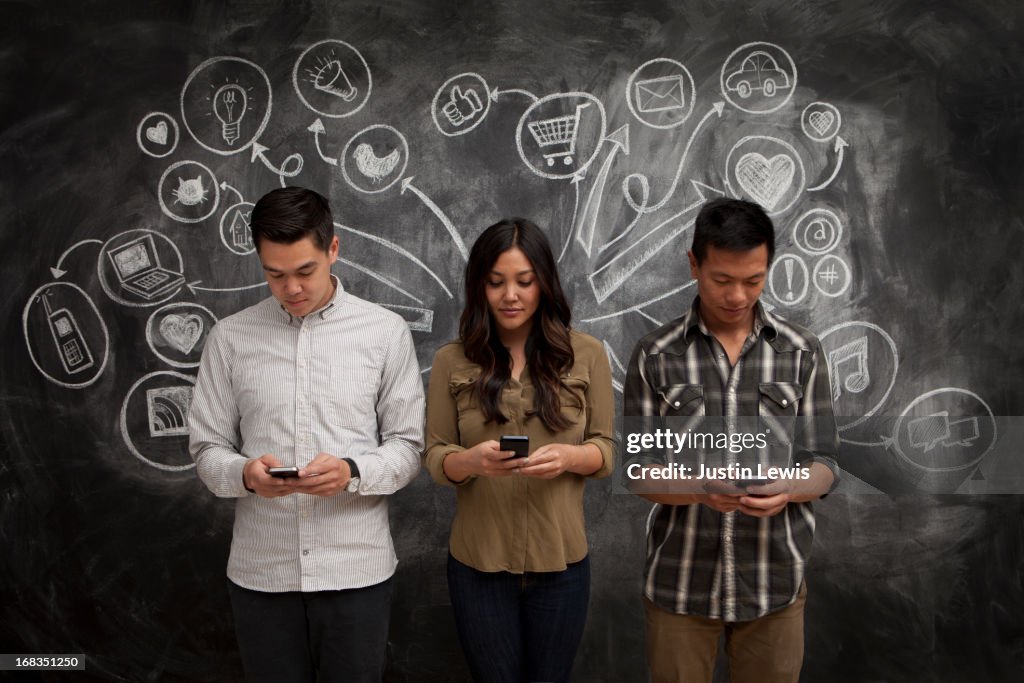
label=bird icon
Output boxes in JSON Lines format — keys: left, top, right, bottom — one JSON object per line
{"left": 352, "top": 143, "right": 401, "bottom": 182}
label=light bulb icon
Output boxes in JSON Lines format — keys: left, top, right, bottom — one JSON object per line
{"left": 213, "top": 83, "right": 247, "bottom": 146}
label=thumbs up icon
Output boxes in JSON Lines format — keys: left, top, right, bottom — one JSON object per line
{"left": 442, "top": 86, "right": 484, "bottom": 127}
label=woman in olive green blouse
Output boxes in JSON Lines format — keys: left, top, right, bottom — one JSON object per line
{"left": 424, "top": 217, "right": 615, "bottom": 683}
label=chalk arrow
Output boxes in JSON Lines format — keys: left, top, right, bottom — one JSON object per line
{"left": 574, "top": 124, "right": 630, "bottom": 258}
{"left": 807, "top": 136, "right": 848, "bottom": 192}
{"left": 489, "top": 87, "right": 539, "bottom": 103}
{"left": 589, "top": 179, "right": 724, "bottom": 303}
{"left": 307, "top": 118, "right": 338, "bottom": 166}
{"left": 219, "top": 181, "right": 244, "bottom": 203}
{"left": 251, "top": 142, "right": 304, "bottom": 184}
{"left": 622, "top": 101, "right": 724, "bottom": 216}
{"left": 51, "top": 239, "right": 103, "bottom": 279}
{"left": 401, "top": 177, "right": 469, "bottom": 261}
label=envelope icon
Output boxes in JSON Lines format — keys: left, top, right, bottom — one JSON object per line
{"left": 635, "top": 75, "right": 686, "bottom": 113}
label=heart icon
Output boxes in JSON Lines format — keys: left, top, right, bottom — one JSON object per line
{"left": 735, "top": 152, "right": 795, "bottom": 210}
{"left": 146, "top": 121, "right": 169, "bottom": 145}
{"left": 159, "top": 314, "right": 203, "bottom": 355}
{"left": 808, "top": 110, "right": 835, "bottom": 136}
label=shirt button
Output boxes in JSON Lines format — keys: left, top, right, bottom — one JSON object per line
{"left": 674, "top": 401, "right": 681, "bottom": 408}
{"left": 302, "top": 549, "right": 310, "bottom": 556}
{"left": 781, "top": 399, "right": 788, "bottom": 406}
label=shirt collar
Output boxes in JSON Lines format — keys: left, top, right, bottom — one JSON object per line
{"left": 684, "top": 296, "right": 779, "bottom": 345}
{"left": 278, "top": 274, "right": 345, "bottom": 325}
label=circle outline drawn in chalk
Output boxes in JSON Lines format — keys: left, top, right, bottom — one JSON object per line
{"left": 767, "top": 253, "right": 809, "bottom": 306}
{"left": 136, "top": 112, "right": 180, "bottom": 158}
{"left": 23, "top": 282, "right": 110, "bottom": 389}
{"left": 515, "top": 91, "right": 607, "bottom": 181}
{"left": 793, "top": 208, "right": 843, "bottom": 255}
{"left": 120, "top": 370, "right": 197, "bottom": 471}
{"left": 625, "top": 58, "right": 696, "bottom": 130}
{"left": 181, "top": 56, "right": 273, "bottom": 155}
{"left": 292, "top": 39, "right": 372, "bottom": 119}
{"left": 819, "top": 321, "right": 899, "bottom": 431}
{"left": 724, "top": 135, "right": 806, "bottom": 217}
{"left": 432, "top": 72, "right": 491, "bottom": 137}
{"left": 146, "top": 303, "right": 219, "bottom": 369}
{"left": 219, "top": 201, "right": 257, "bottom": 255}
{"left": 891, "top": 388, "right": 997, "bottom": 473}
{"left": 812, "top": 254, "right": 851, "bottom": 298}
{"left": 800, "top": 102, "right": 842, "bottom": 142}
{"left": 158, "top": 160, "right": 221, "bottom": 224}
{"left": 719, "top": 42, "right": 797, "bottom": 115}
{"left": 97, "top": 229, "right": 187, "bottom": 308}
{"left": 339, "top": 125, "right": 410, "bottom": 194}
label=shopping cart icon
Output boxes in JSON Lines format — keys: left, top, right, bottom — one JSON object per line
{"left": 527, "top": 103, "right": 591, "bottom": 166}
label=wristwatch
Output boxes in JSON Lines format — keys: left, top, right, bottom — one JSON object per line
{"left": 342, "top": 457, "right": 360, "bottom": 493}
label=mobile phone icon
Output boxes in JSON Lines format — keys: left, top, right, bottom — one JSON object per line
{"left": 42, "top": 293, "right": 94, "bottom": 374}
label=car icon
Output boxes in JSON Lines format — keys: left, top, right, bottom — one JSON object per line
{"left": 725, "top": 51, "right": 791, "bottom": 98}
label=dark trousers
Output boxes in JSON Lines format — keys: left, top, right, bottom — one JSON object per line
{"left": 447, "top": 554, "right": 590, "bottom": 683}
{"left": 227, "top": 577, "right": 393, "bottom": 683}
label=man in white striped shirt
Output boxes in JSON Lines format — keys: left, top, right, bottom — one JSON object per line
{"left": 188, "top": 187, "right": 424, "bottom": 683}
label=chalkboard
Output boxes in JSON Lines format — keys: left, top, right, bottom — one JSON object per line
{"left": 2, "top": 1, "right": 1023, "bottom": 681}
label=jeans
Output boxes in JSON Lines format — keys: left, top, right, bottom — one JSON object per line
{"left": 447, "top": 554, "right": 591, "bottom": 683}
{"left": 227, "top": 577, "right": 393, "bottom": 683}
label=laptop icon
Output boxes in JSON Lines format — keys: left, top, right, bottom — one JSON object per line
{"left": 107, "top": 235, "right": 185, "bottom": 300}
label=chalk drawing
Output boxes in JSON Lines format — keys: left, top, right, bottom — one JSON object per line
{"left": 292, "top": 39, "right": 371, "bottom": 118}
{"left": 158, "top": 160, "right": 220, "bottom": 224}
{"left": 626, "top": 58, "right": 696, "bottom": 129}
{"left": 23, "top": 282, "right": 110, "bottom": 389}
{"left": 719, "top": 42, "right": 797, "bottom": 114}
{"left": 136, "top": 111, "right": 179, "bottom": 158}
{"left": 98, "top": 230, "right": 186, "bottom": 308}
{"left": 432, "top": 73, "right": 491, "bottom": 137}
{"left": 340, "top": 125, "right": 409, "bottom": 194}
{"left": 120, "top": 371, "right": 196, "bottom": 471}
{"left": 145, "top": 303, "right": 218, "bottom": 369}
{"left": 724, "top": 135, "right": 806, "bottom": 216}
{"left": 516, "top": 92, "right": 607, "bottom": 181}
{"left": 819, "top": 321, "right": 899, "bottom": 431}
{"left": 181, "top": 56, "right": 272, "bottom": 155}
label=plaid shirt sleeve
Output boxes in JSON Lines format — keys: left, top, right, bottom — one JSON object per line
{"left": 796, "top": 336, "right": 842, "bottom": 493}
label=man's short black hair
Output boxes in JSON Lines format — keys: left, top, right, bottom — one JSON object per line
{"left": 249, "top": 186, "right": 334, "bottom": 252}
{"left": 691, "top": 198, "right": 775, "bottom": 265}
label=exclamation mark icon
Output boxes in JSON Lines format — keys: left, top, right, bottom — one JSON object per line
{"left": 785, "top": 259, "right": 795, "bottom": 301}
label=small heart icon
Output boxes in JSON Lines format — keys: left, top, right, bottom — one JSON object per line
{"left": 159, "top": 313, "right": 203, "bottom": 355}
{"left": 146, "top": 121, "right": 169, "bottom": 145}
{"left": 808, "top": 110, "right": 835, "bottom": 136}
{"left": 735, "top": 152, "right": 795, "bottom": 210}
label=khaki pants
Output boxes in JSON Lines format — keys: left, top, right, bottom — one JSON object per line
{"left": 644, "top": 582, "right": 807, "bottom": 683}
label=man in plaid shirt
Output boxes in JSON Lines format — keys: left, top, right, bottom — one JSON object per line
{"left": 624, "top": 198, "right": 840, "bottom": 683}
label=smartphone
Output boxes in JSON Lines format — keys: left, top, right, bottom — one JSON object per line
{"left": 499, "top": 435, "right": 529, "bottom": 459}
{"left": 268, "top": 466, "right": 300, "bottom": 478}
{"left": 730, "top": 477, "right": 775, "bottom": 496}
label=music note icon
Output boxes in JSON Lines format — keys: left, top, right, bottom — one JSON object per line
{"left": 828, "top": 336, "right": 870, "bottom": 401}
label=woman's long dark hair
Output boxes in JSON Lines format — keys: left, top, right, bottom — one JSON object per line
{"left": 459, "top": 218, "right": 575, "bottom": 432}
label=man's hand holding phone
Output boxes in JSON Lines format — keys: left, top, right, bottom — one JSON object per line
{"left": 243, "top": 454, "right": 300, "bottom": 498}
{"left": 244, "top": 453, "right": 355, "bottom": 498}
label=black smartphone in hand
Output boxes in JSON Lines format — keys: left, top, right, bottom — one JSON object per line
{"left": 268, "top": 466, "right": 300, "bottom": 478}
{"left": 499, "top": 435, "right": 529, "bottom": 459}
{"left": 730, "top": 477, "right": 775, "bottom": 496}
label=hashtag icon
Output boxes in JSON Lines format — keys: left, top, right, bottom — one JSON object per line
{"left": 819, "top": 265, "right": 839, "bottom": 285}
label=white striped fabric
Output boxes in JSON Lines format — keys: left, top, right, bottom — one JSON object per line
{"left": 188, "top": 277, "right": 425, "bottom": 592}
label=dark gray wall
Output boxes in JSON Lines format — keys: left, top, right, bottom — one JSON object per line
{"left": 2, "top": 1, "right": 1023, "bottom": 681}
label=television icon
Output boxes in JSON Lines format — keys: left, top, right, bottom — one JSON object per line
{"left": 107, "top": 235, "right": 185, "bottom": 300}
